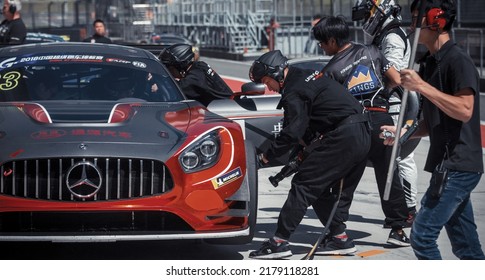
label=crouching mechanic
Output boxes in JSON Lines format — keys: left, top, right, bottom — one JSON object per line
{"left": 248, "top": 50, "right": 371, "bottom": 259}
{"left": 159, "top": 43, "right": 233, "bottom": 106}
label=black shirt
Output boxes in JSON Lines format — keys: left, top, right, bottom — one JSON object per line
{"left": 83, "top": 34, "right": 112, "bottom": 44}
{"left": 265, "top": 67, "right": 365, "bottom": 160}
{"left": 419, "top": 41, "right": 483, "bottom": 173}
{"left": 0, "top": 18, "right": 27, "bottom": 44}
{"left": 178, "top": 61, "right": 233, "bottom": 106}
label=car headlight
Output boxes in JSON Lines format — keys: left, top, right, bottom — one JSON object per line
{"left": 179, "top": 130, "right": 221, "bottom": 173}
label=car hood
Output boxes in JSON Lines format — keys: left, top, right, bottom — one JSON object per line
{"left": 0, "top": 101, "right": 208, "bottom": 162}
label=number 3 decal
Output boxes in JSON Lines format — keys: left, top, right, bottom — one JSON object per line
{"left": 0, "top": 71, "right": 21, "bottom": 91}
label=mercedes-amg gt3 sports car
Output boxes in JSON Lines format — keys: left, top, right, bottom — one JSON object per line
{"left": 0, "top": 42, "right": 258, "bottom": 244}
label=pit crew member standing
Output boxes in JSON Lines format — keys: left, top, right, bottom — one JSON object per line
{"left": 313, "top": 15, "right": 411, "bottom": 253}
{"left": 355, "top": 0, "right": 419, "bottom": 226}
{"left": 83, "top": 19, "right": 112, "bottom": 44}
{"left": 248, "top": 50, "right": 371, "bottom": 259}
{"left": 159, "top": 43, "right": 233, "bottom": 107}
{"left": 0, "top": 0, "right": 26, "bottom": 44}
{"left": 383, "top": 0, "right": 484, "bottom": 260}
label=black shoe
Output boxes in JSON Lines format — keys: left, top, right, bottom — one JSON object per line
{"left": 249, "top": 238, "right": 292, "bottom": 259}
{"left": 315, "top": 236, "right": 357, "bottom": 255}
{"left": 387, "top": 230, "right": 411, "bottom": 247}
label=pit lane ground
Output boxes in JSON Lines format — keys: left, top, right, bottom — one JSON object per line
{"left": 251, "top": 137, "right": 485, "bottom": 260}
{"left": 211, "top": 56, "right": 485, "bottom": 260}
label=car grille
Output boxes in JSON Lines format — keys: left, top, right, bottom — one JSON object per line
{"left": 0, "top": 211, "right": 193, "bottom": 233}
{"left": 0, "top": 157, "right": 173, "bottom": 201}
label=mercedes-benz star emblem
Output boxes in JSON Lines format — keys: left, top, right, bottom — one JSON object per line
{"left": 66, "top": 161, "right": 103, "bottom": 198}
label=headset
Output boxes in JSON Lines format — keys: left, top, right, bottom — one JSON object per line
{"left": 425, "top": 7, "right": 447, "bottom": 31}
{"left": 413, "top": 0, "right": 456, "bottom": 31}
{"left": 7, "top": 0, "right": 21, "bottom": 14}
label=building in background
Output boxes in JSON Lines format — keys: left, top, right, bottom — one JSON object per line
{"left": 14, "top": 0, "right": 485, "bottom": 72}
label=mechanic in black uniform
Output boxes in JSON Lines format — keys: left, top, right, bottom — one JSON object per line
{"left": 0, "top": 0, "right": 26, "bottom": 45}
{"left": 248, "top": 50, "right": 371, "bottom": 259}
{"left": 158, "top": 43, "right": 233, "bottom": 107}
{"left": 312, "top": 15, "right": 411, "bottom": 254}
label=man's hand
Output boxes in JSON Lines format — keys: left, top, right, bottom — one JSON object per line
{"left": 400, "top": 69, "right": 423, "bottom": 92}
{"left": 380, "top": 125, "right": 411, "bottom": 146}
{"left": 257, "top": 153, "right": 269, "bottom": 168}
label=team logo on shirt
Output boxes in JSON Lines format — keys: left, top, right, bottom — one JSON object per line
{"left": 345, "top": 65, "right": 381, "bottom": 96}
{"left": 304, "top": 70, "right": 322, "bottom": 82}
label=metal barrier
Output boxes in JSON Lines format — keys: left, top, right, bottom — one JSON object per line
{"left": 274, "top": 21, "right": 485, "bottom": 78}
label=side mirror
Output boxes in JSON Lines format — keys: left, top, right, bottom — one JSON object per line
{"left": 232, "top": 82, "right": 266, "bottom": 99}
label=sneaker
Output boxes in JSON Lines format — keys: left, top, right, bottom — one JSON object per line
{"left": 387, "top": 229, "right": 411, "bottom": 247}
{"left": 315, "top": 236, "right": 357, "bottom": 255}
{"left": 249, "top": 238, "right": 292, "bottom": 259}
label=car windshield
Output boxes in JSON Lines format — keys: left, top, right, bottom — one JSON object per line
{"left": 0, "top": 55, "right": 183, "bottom": 102}
{"left": 290, "top": 60, "right": 329, "bottom": 71}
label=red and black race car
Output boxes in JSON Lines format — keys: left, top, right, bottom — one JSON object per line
{"left": 0, "top": 42, "right": 258, "bottom": 244}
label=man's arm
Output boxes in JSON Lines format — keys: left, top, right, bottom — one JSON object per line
{"left": 265, "top": 93, "right": 309, "bottom": 161}
{"left": 384, "top": 66, "right": 401, "bottom": 88}
{"left": 401, "top": 69, "right": 474, "bottom": 123}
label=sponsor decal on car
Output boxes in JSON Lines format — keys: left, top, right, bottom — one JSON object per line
{"left": 212, "top": 167, "right": 243, "bottom": 189}
{"left": 21, "top": 55, "right": 104, "bottom": 63}
{"left": 272, "top": 122, "right": 283, "bottom": 138}
{"left": 0, "top": 71, "right": 21, "bottom": 90}
{"left": 30, "top": 129, "right": 133, "bottom": 140}
{"left": 132, "top": 61, "right": 147, "bottom": 68}
{"left": 0, "top": 56, "right": 104, "bottom": 69}
{"left": 106, "top": 58, "right": 131, "bottom": 64}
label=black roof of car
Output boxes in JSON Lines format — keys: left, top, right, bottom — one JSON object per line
{"left": 0, "top": 42, "right": 157, "bottom": 60}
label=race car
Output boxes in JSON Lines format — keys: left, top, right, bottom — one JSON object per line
{"left": 0, "top": 42, "right": 257, "bottom": 244}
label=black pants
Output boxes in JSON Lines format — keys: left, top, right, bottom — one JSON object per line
{"left": 313, "top": 111, "right": 409, "bottom": 236}
{"left": 275, "top": 122, "right": 371, "bottom": 240}
{"left": 367, "top": 111, "right": 409, "bottom": 228}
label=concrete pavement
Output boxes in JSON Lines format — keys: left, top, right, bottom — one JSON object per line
{"left": 252, "top": 138, "right": 485, "bottom": 260}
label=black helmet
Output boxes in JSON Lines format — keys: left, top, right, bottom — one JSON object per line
{"left": 159, "top": 43, "right": 195, "bottom": 74}
{"left": 249, "top": 50, "right": 288, "bottom": 83}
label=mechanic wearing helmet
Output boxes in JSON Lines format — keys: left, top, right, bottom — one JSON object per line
{"left": 159, "top": 43, "right": 233, "bottom": 106}
{"left": 353, "top": 0, "right": 419, "bottom": 228}
{"left": 248, "top": 50, "right": 371, "bottom": 259}
{"left": 313, "top": 15, "right": 411, "bottom": 253}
